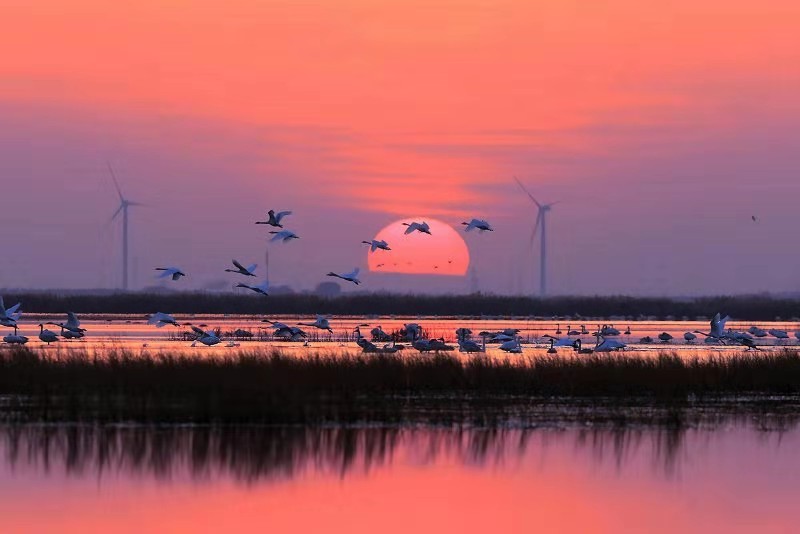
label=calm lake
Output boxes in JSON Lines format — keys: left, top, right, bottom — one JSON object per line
{"left": 0, "top": 422, "right": 798, "bottom": 533}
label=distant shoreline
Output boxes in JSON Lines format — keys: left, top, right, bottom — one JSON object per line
{"left": 2, "top": 292, "right": 800, "bottom": 321}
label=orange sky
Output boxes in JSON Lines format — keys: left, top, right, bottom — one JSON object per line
{"left": 2, "top": 0, "right": 800, "bottom": 293}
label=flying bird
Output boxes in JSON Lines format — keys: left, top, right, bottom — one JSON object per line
{"left": 47, "top": 312, "right": 85, "bottom": 334}
{"left": 236, "top": 280, "right": 270, "bottom": 296}
{"left": 402, "top": 221, "right": 431, "bottom": 235}
{"left": 298, "top": 315, "right": 333, "bottom": 333}
{"left": 155, "top": 267, "right": 186, "bottom": 281}
{"left": 147, "top": 312, "right": 180, "bottom": 328}
{"left": 0, "top": 297, "right": 22, "bottom": 328}
{"left": 225, "top": 259, "right": 257, "bottom": 277}
{"left": 327, "top": 268, "right": 361, "bottom": 285}
{"left": 269, "top": 230, "right": 299, "bottom": 243}
{"left": 362, "top": 239, "right": 391, "bottom": 252}
{"left": 256, "top": 210, "right": 292, "bottom": 228}
{"left": 461, "top": 218, "right": 494, "bottom": 232}
{"left": 191, "top": 326, "right": 221, "bottom": 346}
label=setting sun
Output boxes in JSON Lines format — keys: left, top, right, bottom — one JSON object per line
{"left": 367, "top": 218, "right": 469, "bottom": 276}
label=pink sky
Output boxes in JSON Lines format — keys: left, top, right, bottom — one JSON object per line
{"left": 2, "top": 0, "right": 800, "bottom": 294}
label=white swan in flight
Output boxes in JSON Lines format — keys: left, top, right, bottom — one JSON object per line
{"left": 256, "top": 210, "right": 292, "bottom": 228}
{"left": 225, "top": 260, "right": 257, "bottom": 277}
{"left": 236, "top": 280, "right": 270, "bottom": 296}
{"left": 461, "top": 219, "right": 494, "bottom": 232}
{"left": 402, "top": 221, "right": 431, "bottom": 235}
{"left": 191, "top": 326, "right": 221, "bottom": 346}
{"left": 155, "top": 267, "right": 187, "bottom": 281}
{"left": 0, "top": 297, "right": 22, "bottom": 327}
{"left": 327, "top": 268, "right": 361, "bottom": 285}
{"left": 362, "top": 239, "right": 391, "bottom": 252}
{"left": 147, "top": 312, "right": 181, "bottom": 328}
{"left": 298, "top": 315, "right": 333, "bottom": 333}
{"left": 38, "top": 324, "right": 59, "bottom": 345}
{"left": 269, "top": 230, "right": 300, "bottom": 243}
{"left": 47, "top": 312, "right": 85, "bottom": 334}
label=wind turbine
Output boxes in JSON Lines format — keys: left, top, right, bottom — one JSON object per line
{"left": 108, "top": 163, "right": 144, "bottom": 291}
{"left": 514, "top": 177, "right": 559, "bottom": 296}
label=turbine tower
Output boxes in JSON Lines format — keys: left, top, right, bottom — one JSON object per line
{"left": 514, "top": 177, "right": 559, "bottom": 296}
{"left": 108, "top": 163, "right": 144, "bottom": 291}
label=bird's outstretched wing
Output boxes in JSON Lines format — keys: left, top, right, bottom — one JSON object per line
{"left": 232, "top": 259, "right": 246, "bottom": 271}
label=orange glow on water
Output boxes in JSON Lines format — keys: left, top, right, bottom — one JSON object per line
{"left": 368, "top": 218, "right": 469, "bottom": 276}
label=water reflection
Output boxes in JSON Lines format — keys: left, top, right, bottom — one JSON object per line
{"left": 1, "top": 418, "right": 797, "bottom": 485}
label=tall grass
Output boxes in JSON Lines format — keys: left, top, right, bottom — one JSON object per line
{"left": 3, "top": 291, "right": 800, "bottom": 319}
{"left": 2, "top": 347, "right": 800, "bottom": 423}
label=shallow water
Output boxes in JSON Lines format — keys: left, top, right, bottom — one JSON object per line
{"left": 6, "top": 314, "right": 800, "bottom": 357}
{"left": 0, "top": 422, "right": 798, "bottom": 533}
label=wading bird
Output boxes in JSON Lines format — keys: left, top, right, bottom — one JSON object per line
{"left": 37, "top": 324, "right": 59, "bottom": 345}
{"left": 362, "top": 239, "right": 391, "bottom": 252}
{"left": 269, "top": 230, "right": 299, "bottom": 243}
{"left": 461, "top": 219, "right": 494, "bottom": 232}
{"left": 225, "top": 260, "right": 257, "bottom": 277}
{"left": 155, "top": 267, "right": 186, "bottom": 281}
{"left": 402, "top": 221, "right": 431, "bottom": 235}
{"left": 236, "top": 280, "right": 270, "bottom": 296}
{"left": 326, "top": 268, "right": 361, "bottom": 285}
{"left": 256, "top": 210, "right": 292, "bottom": 228}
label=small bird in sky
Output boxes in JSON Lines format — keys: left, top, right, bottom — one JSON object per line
{"left": 402, "top": 221, "right": 431, "bottom": 235}
{"left": 225, "top": 259, "right": 257, "bottom": 277}
{"left": 236, "top": 279, "right": 270, "bottom": 296}
{"left": 269, "top": 230, "right": 299, "bottom": 243}
{"left": 362, "top": 239, "right": 391, "bottom": 252}
{"left": 461, "top": 218, "right": 494, "bottom": 232}
{"left": 751, "top": 215, "right": 758, "bottom": 222}
{"left": 155, "top": 267, "right": 186, "bottom": 281}
{"left": 327, "top": 267, "right": 361, "bottom": 285}
{"left": 256, "top": 210, "right": 292, "bottom": 228}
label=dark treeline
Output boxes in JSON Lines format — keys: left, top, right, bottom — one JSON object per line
{"left": 2, "top": 347, "right": 800, "bottom": 423}
{"left": 3, "top": 291, "right": 800, "bottom": 319}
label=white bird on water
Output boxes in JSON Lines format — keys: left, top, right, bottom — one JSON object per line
{"left": 768, "top": 329, "right": 790, "bottom": 340}
{"left": 362, "top": 239, "right": 391, "bottom": 252}
{"left": 269, "top": 230, "right": 300, "bottom": 243}
{"left": 327, "top": 268, "right": 361, "bottom": 285}
{"left": 255, "top": 210, "right": 292, "bottom": 228}
{"left": 299, "top": 315, "right": 334, "bottom": 333}
{"left": 3, "top": 325, "right": 28, "bottom": 345}
{"left": 499, "top": 336, "right": 523, "bottom": 353}
{"left": 402, "top": 221, "right": 431, "bottom": 235}
{"left": 236, "top": 279, "right": 270, "bottom": 296}
{"left": 594, "top": 336, "right": 626, "bottom": 352}
{"left": 155, "top": 267, "right": 187, "bottom": 281}
{"left": 461, "top": 219, "right": 494, "bottom": 232}
{"left": 225, "top": 260, "right": 257, "bottom": 277}
{"left": 147, "top": 312, "right": 180, "bottom": 328}
{"left": 38, "top": 324, "right": 59, "bottom": 345}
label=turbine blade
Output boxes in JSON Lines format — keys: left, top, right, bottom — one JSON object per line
{"left": 107, "top": 161, "right": 124, "bottom": 202}
{"left": 513, "top": 176, "right": 542, "bottom": 208}
{"left": 110, "top": 204, "right": 124, "bottom": 222}
{"left": 530, "top": 210, "right": 542, "bottom": 247}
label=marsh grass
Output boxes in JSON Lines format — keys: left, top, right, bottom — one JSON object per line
{"left": 2, "top": 347, "right": 800, "bottom": 423}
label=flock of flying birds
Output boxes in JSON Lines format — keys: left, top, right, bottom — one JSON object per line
{"left": 153, "top": 211, "right": 494, "bottom": 291}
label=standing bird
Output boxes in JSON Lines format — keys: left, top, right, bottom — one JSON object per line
{"left": 327, "top": 268, "right": 361, "bottom": 285}
{"left": 256, "top": 210, "right": 292, "bottom": 228}
{"left": 362, "top": 239, "right": 391, "bottom": 252}
{"left": 236, "top": 280, "right": 270, "bottom": 296}
{"left": 402, "top": 221, "right": 431, "bottom": 235}
{"left": 38, "top": 324, "right": 59, "bottom": 345}
{"left": 155, "top": 267, "right": 186, "bottom": 281}
{"left": 461, "top": 219, "right": 494, "bottom": 232}
{"left": 225, "top": 260, "right": 257, "bottom": 277}
{"left": 269, "top": 230, "right": 299, "bottom": 243}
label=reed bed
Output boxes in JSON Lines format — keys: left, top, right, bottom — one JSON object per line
{"left": 2, "top": 347, "right": 800, "bottom": 423}
{"left": 4, "top": 291, "right": 800, "bottom": 320}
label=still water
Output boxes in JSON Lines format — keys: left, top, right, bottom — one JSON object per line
{"left": 0, "top": 422, "right": 798, "bottom": 533}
